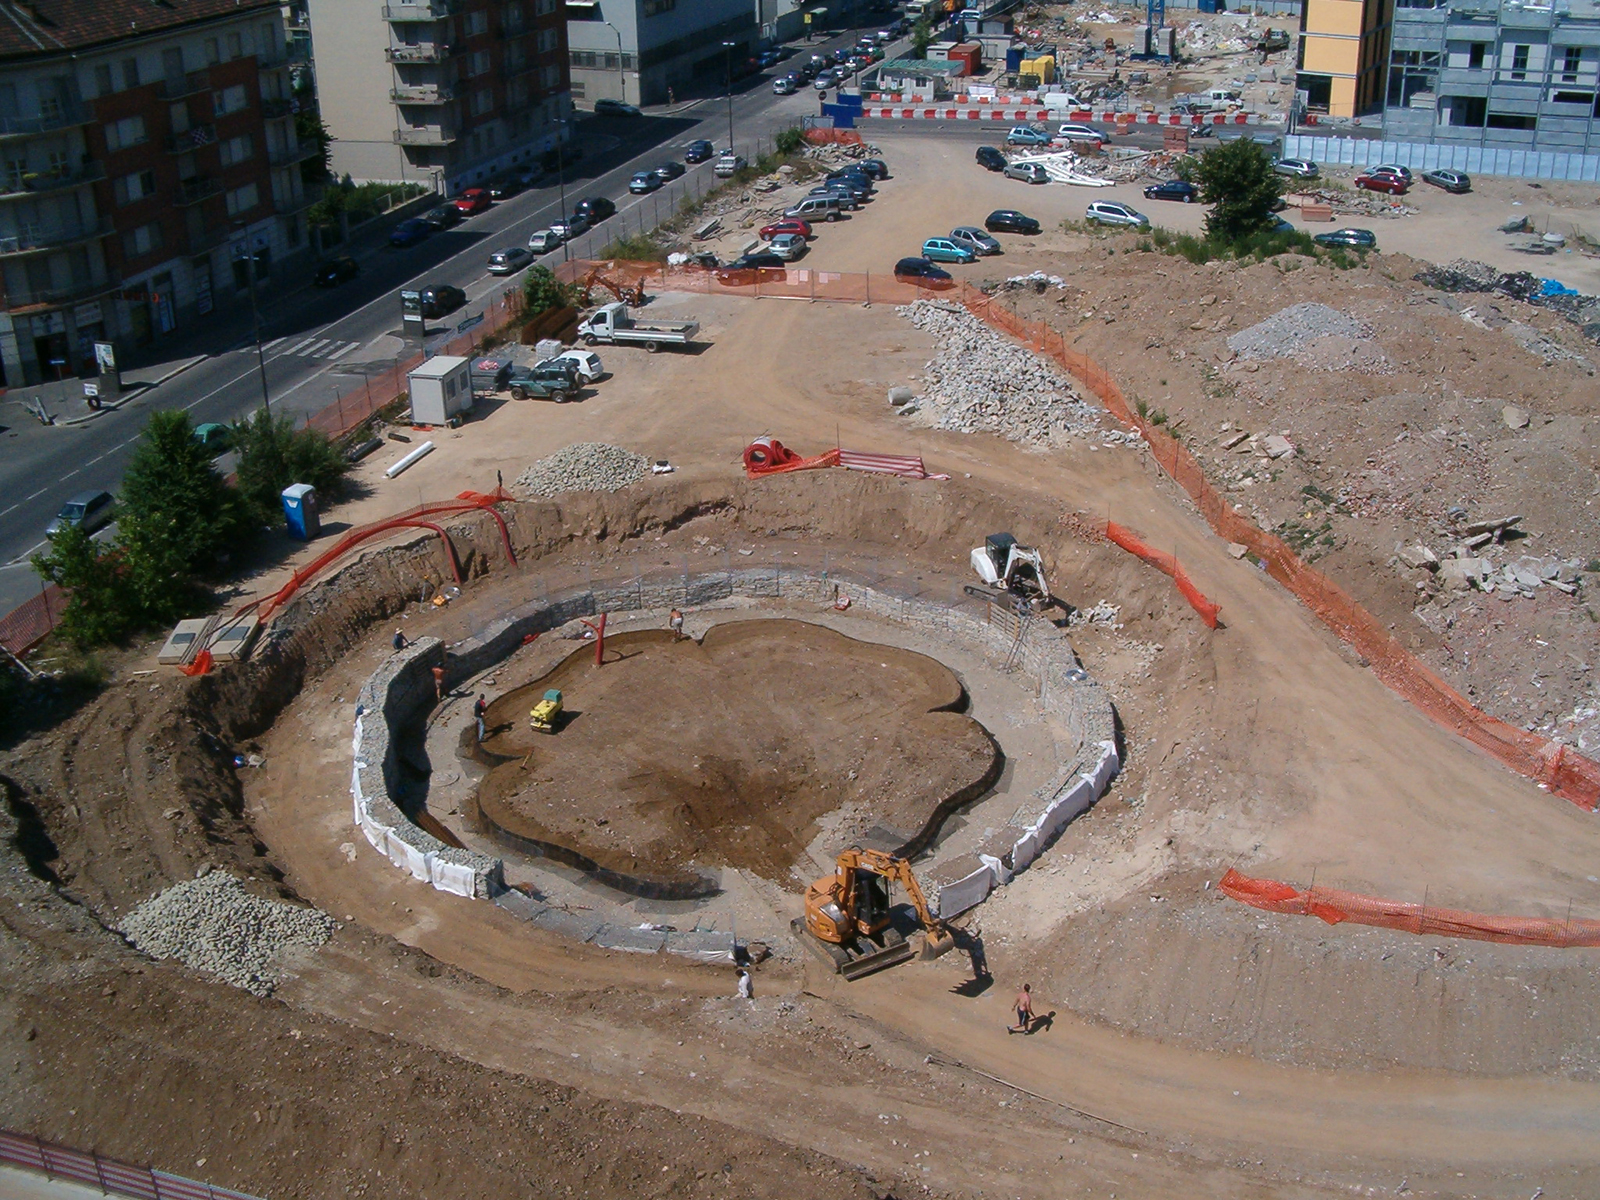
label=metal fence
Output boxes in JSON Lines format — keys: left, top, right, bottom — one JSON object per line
{"left": 0, "top": 1130, "right": 265, "bottom": 1200}
{"left": 1282, "top": 133, "right": 1600, "bottom": 183}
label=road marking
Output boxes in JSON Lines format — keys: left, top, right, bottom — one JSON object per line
{"left": 262, "top": 337, "right": 286, "bottom": 351}
{"left": 285, "top": 336, "right": 317, "bottom": 354}
{"left": 324, "top": 341, "right": 360, "bottom": 360}
{"left": 300, "top": 338, "right": 332, "bottom": 357}
{"left": 24, "top": 489, "right": 46, "bottom": 501}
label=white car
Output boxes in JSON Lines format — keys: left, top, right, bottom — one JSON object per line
{"left": 552, "top": 348, "right": 604, "bottom": 383}
{"left": 1056, "top": 122, "right": 1106, "bottom": 144}
{"left": 1085, "top": 200, "right": 1149, "bottom": 227}
{"left": 1369, "top": 162, "right": 1414, "bottom": 181}
{"left": 528, "top": 228, "right": 564, "bottom": 253}
{"left": 772, "top": 75, "right": 797, "bottom": 95}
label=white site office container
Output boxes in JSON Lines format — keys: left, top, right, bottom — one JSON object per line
{"left": 407, "top": 355, "right": 472, "bottom": 427}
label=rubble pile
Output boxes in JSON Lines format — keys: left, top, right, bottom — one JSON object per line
{"left": 1226, "top": 302, "right": 1392, "bottom": 373}
{"left": 515, "top": 443, "right": 650, "bottom": 497}
{"left": 1415, "top": 259, "right": 1600, "bottom": 344}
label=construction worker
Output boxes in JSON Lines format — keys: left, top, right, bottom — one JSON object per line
{"left": 473, "top": 694, "right": 488, "bottom": 743}
{"left": 393, "top": 628, "right": 407, "bottom": 651}
{"left": 669, "top": 609, "right": 685, "bottom": 641}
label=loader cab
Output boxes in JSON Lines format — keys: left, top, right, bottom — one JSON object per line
{"left": 981, "top": 532, "right": 1018, "bottom": 577}
{"left": 850, "top": 867, "right": 893, "bottom": 935}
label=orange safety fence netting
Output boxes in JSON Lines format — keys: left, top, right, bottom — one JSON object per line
{"left": 952, "top": 285, "right": 1600, "bottom": 813}
{"left": 1220, "top": 868, "right": 1600, "bottom": 948}
{"left": 1105, "top": 521, "right": 1221, "bottom": 629}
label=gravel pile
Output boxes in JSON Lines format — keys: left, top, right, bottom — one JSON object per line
{"left": 1227, "top": 302, "right": 1391, "bottom": 373}
{"left": 897, "top": 300, "right": 1104, "bottom": 446}
{"left": 119, "top": 871, "right": 335, "bottom": 996}
{"left": 515, "top": 443, "right": 650, "bottom": 498}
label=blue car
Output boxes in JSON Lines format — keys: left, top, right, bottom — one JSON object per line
{"left": 921, "top": 237, "right": 977, "bottom": 264}
{"left": 1004, "top": 125, "right": 1052, "bottom": 147}
{"left": 389, "top": 218, "right": 431, "bottom": 248}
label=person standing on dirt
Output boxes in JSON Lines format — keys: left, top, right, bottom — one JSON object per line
{"left": 473, "top": 694, "right": 488, "bottom": 743}
{"left": 1009, "top": 983, "right": 1033, "bottom": 1034}
{"left": 736, "top": 968, "right": 753, "bottom": 1001}
{"left": 432, "top": 665, "right": 445, "bottom": 702}
{"left": 393, "top": 628, "right": 407, "bottom": 651}
{"left": 669, "top": 609, "right": 685, "bottom": 641}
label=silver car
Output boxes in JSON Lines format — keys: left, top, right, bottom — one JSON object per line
{"left": 767, "top": 232, "right": 808, "bottom": 261}
{"left": 527, "top": 228, "right": 564, "bottom": 254}
{"left": 1085, "top": 200, "right": 1150, "bottom": 227}
{"left": 1003, "top": 162, "right": 1048, "bottom": 184}
{"left": 487, "top": 246, "right": 532, "bottom": 274}
{"left": 950, "top": 226, "right": 1002, "bottom": 255}
{"left": 1274, "top": 157, "right": 1319, "bottom": 179}
{"left": 46, "top": 490, "right": 115, "bottom": 538}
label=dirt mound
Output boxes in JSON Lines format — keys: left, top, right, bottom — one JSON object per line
{"left": 476, "top": 621, "right": 998, "bottom": 885}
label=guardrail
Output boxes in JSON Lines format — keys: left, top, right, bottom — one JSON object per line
{"left": 0, "top": 1129, "right": 266, "bottom": 1200}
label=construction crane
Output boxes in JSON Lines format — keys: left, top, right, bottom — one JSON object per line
{"left": 796, "top": 848, "right": 955, "bottom": 980}
{"left": 581, "top": 267, "right": 647, "bottom": 307}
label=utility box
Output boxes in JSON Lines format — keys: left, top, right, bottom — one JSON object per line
{"left": 407, "top": 354, "right": 472, "bottom": 426}
{"left": 281, "top": 483, "right": 321, "bottom": 541}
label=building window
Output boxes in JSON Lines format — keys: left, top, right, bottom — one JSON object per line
{"left": 472, "top": 88, "right": 494, "bottom": 116}
{"left": 220, "top": 134, "right": 254, "bottom": 166}
{"left": 206, "top": 38, "right": 221, "bottom": 66}
{"left": 465, "top": 10, "right": 488, "bottom": 35}
{"left": 1562, "top": 47, "right": 1582, "bottom": 83}
{"left": 537, "top": 27, "right": 558, "bottom": 53}
{"left": 227, "top": 32, "right": 243, "bottom": 59}
{"left": 225, "top": 183, "right": 259, "bottom": 216}
{"left": 93, "top": 64, "right": 113, "bottom": 97}
{"left": 114, "top": 169, "right": 158, "bottom": 205}
{"left": 123, "top": 221, "right": 163, "bottom": 257}
{"left": 3, "top": 156, "right": 25, "bottom": 191}
{"left": 1552, "top": 91, "right": 1594, "bottom": 105}
{"left": 121, "top": 58, "right": 141, "bottom": 89}
{"left": 104, "top": 115, "right": 148, "bottom": 150}
{"left": 1468, "top": 42, "right": 1485, "bottom": 69}
{"left": 1510, "top": 44, "right": 1529, "bottom": 79}
{"left": 503, "top": 3, "right": 525, "bottom": 33}
{"left": 542, "top": 64, "right": 562, "bottom": 90}
{"left": 1487, "top": 110, "right": 1536, "bottom": 129}
{"left": 470, "top": 51, "right": 491, "bottom": 77}
{"left": 213, "top": 84, "right": 249, "bottom": 115}
{"left": 570, "top": 50, "right": 598, "bottom": 68}
{"left": 642, "top": 0, "right": 675, "bottom": 14}
{"left": 535, "top": 0, "right": 557, "bottom": 13}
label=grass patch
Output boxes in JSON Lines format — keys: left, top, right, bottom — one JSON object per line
{"left": 597, "top": 233, "right": 668, "bottom": 262}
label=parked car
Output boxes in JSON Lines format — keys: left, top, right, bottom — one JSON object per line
{"left": 760, "top": 218, "right": 813, "bottom": 240}
{"left": 527, "top": 228, "right": 564, "bottom": 254}
{"left": 549, "top": 211, "right": 589, "bottom": 238}
{"left": 921, "top": 236, "right": 977, "bottom": 264}
{"left": 418, "top": 284, "right": 466, "bottom": 318}
{"left": 453, "top": 187, "right": 492, "bottom": 214}
{"left": 813, "top": 69, "right": 837, "bottom": 90}
{"left": 950, "top": 226, "right": 1002, "bottom": 255}
{"left": 1421, "top": 168, "right": 1470, "bottom": 193}
{"left": 758, "top": 49, "right": 783, "bottom": 68}
{"left": 1354, "top": 172, "right": 1408, "bottom": 195}
{"left": 1085, "top": 200, "right": 1150, "bottom": 227}
{"left": 1274, "top": 158, "right": 1319, "bottom": 179}
{"left": 893, "top": 257, "right": 954, "bottom": 290}
{"left": 684, "top": 139, "right": 715, "bottom": 163}
{"left": 488, "top": 174, "right": 526, "bottom": 199}
{"left": 975, "top": 145, "right": 1006, "bottom": 172}
{"left": 422, "top": 203, "right": 462, "bottom": 230}
{"left": 826, "top": 166, "right": 875, "bottom": 191}
{"left": 716, "top": 251, "right": 788, "bottom": 285}
{"left": 773, "top": 74, "right": 798, "bottom": 95}
{"left": 573, "top": 195, "right": 616, "bottom": 222}
{"left": 1312, "top": 227, "right": 1377, "bottom": 248}
{"left": 767, "top": 232, "right": 808, "bottom": 260}
{"left": 1369, "top": 163, "right": 1414, "bottom": 181}
{"left": 388, "top": 218, "right": 432, "bottom": 247}
{"left": 1005, "top": 125, "right": 1052, "bottom": 147}
{"left": 193, "top": 423, "right": 230, "bottom": 455}
{"left": 653, "top": 160, "right": 686, "bottom": 181}
{"left": 313, "top": 255, "right": 360, "bottom": 287}
{"left": 716, "top": 153, "right": 749, "bottom": 178}
{"left": 552, "top": 348, "right": 605, "bottom": 383}
{"left": 46, "top": 490, "right": 115, "bottom": 538}
{"left": 540, "top": 143, "right": 581, "bottom": 173}
{"left": 629, "top": 170, "right": 663, "bottom": 193}
{"left": 1003, "top": 161, "right": 1048, "bottom": 184}
{"left": 487, "top": 246, "right": 532, "bottom": 275}
{"left": 858, "top": 158, "right": 889, "bottom": 179}
{"left": 807, "top": 185, "right": 861, "bottom": 210}
{"left": 784, "top": 195, "right": 842, "bottom": 222}
{"left": 1056, "top": 122, "right": 1106, "bottom": 144}
{"left": 594, "top": 98, "right": 642, "bottom": 117}
{"left": 1143, "top": 179, "right": 1198, "bottom": 203}
{"left": 985, "top": 209, "right": 1040, "bottom": 234}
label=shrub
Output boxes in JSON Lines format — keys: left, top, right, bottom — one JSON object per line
{"left": 232, "top": 409, "right": 352, "bottom": 527}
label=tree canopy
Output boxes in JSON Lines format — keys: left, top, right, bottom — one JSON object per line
{"left": 1186, "top": 139, "right": 1285, "bottom": 242}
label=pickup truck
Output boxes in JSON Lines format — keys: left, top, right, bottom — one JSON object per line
{"left": 577, "top": 302, "right": 698, "bottom": 353}
{"left": 506, "top": 357, "right": 580, "bottom": 402}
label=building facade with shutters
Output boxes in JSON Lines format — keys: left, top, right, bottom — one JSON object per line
{"left": 0, "top": 0, "right": 312, "bottom": 388}
{"left": 306, "top": 0, "right": 573, "bottom": 191}
{"left": 566, "top": 0, "right": 757, "bottom": 108}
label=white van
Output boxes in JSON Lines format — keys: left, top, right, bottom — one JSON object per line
{"left": 1206, "top": 87, "right": 1241, "bottom": 104}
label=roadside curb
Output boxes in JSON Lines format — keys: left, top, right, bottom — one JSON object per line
{"left": 58, "top": 354, "right": 209, "bottom": 426}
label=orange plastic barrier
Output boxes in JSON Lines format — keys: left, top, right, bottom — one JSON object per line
{"left": 1220, "top": 868, "right": 1600, "bottom": 948}
{"left": 1106, "top": 521, "right": 1221, "bottom": 628}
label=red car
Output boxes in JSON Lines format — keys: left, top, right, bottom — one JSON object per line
{"left": 1354, "top": 173, "right": 1408, "bottom": 195}
{"left": 759, "top": 218, "right": 813, "bottom": 241}
{"left": 453, "top": 187, "right": 492, "bottom": 214}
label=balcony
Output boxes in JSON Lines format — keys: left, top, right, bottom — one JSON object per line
{"left": 390, "top": 83, "right": 456, "bottom": 105}
{"left": 0, "top": 218, "right": 113, "bottom": 257}
{"left": 386, "top": 43, "right": 456, "bottom": 63}
{"left": 0, "top": 162, "right": 105, "bottom": 202}
{"left": 393, "top": 125, "right": 458, "bottom": 145}
{"left": 157, "top": 70, "right": 212, "bottom": 100}
{"left": 0, "top": 104, "right": 91, "bottom": 141}
{"left": 268, "top": 141, "right": 320, "bottom": 167}
{"left": 4, "top": 274, "right": 122, "bottom": 312}
{"left": 167, "top": 124, "right": 217, "bottom": 153}
{"left": 384, "top": 0, "right": 459, "bottom": 19}
{"left": 176, "top": 177, "right": 223, "bottom": 206}
{"left": 261, "top": 97, "right": 296, "bottom": 119}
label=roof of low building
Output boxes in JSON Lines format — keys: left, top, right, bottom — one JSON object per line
{"left": 877, "top": 57, "right": 968, "bottom": 75}
{"left": 0, "top": 0, "right": 280, "bottom": 61}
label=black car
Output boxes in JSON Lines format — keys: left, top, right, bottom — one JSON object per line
{"left": 826, "top": 166, "right": 875, "bottom": 191}
{"left": 1143, "top": 179, "right": 1199, "bottom": 203}
{"left": 488, "top": 174, "right": 527, "bottom": 199}
{"left": 1312, "top": 227, "right": 1377, "bottom": 248}
{"left": 975, "top": 145, "right": 1006, "bottom": 172}
{"left": 893, "top": 257, "right": 954, "bottom": 289}
{"left": 684, "top": 139, "right": 715, "bottom": 163}
{"left": 422, "top": 204, "right": 463, "bottom": 230}
{"left": 418, "top": 284, "right": 466, "bottom": 318}
{"left": 857, "top": 158, "right": 889, "bottom": 179}
{"left": 540, "top": 143, "right": 582, "bottom": 173}
{"left": 654, "top": 160, "right": 686, "bottom": 181}
{"left": 388, "top": 218, "right": 432, "bottom": 247}
{"left": 313, "top": 255, "right": 359, "bottom": 287}
{"left": 573, "top": 195, "right": 616, "bottom": 223}
{"left": 985, "top": 209, "right": 1040, "bottom": 235}
{"left": 715, "top": 251, "right": 788, "bottom": 285}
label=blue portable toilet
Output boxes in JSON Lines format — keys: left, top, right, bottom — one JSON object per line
{"left": 1006, "top": 46, "right": 1025, "bottom": 73}
{"left": 281, "top": 483, "right": 320, "bottom": 541}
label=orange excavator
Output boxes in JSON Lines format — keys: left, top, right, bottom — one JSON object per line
{"left": 581, "top": 266, "right": 647, "bottom": 307}
{"left": 796, "top": 848, "right": 955, "bottom": 980}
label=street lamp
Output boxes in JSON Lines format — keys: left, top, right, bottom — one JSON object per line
{"left": 603, "top": 21, "right": 627, "bottom": 105}
{"left": 232, "top": 225, "right": 271, "bottom": 418}
{"left": 554, "top": 116, "right": 570, "bottom": 263}
{"left": 722, "top": 40, "right": 737, "bottom": 152}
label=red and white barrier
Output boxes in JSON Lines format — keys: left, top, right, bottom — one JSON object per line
{"left": 858, "top": 106, "right": 1257, "bottom": 126}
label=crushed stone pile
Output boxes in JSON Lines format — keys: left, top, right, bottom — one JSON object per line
{"left": 516, "top": 443, "right": 650, "bottom": 498}
{"left": 897, "top": 300, "right": 1106, "bottom": 446}
{"left": 1227, "top": 302, "right": 1392, "bottom": 373}
{"left": 119, "top": 870, "right": 334, "bottom": 996}
{"left": 1415, "top": 259, "right": 1600, "bottom": 345}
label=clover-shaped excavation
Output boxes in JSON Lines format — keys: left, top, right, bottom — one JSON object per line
{"left": 476, "top": 620, "right": 999, "bottom": 886}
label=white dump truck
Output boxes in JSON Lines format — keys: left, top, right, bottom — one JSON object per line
{"left": 576, "top": 302, "right": 698, "bottom": 353}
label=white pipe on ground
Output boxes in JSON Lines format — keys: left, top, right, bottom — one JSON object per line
{"left": 384, "top": 440, "right": 435, "bottom": 478}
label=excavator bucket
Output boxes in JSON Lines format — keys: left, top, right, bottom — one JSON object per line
{"left": 920, "top": 926, "right": 956, "bottom": 960}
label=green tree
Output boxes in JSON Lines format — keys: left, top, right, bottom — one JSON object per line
{"left": 31, "top": 526, "right": 139, "bottom": 649}
{"left": 1189, "top": 139, "right": 1284, "bottom": 242}
{"left": 523, "top": 265, "right": 581, "bottom": 318}
{"left": 231, "top": 408, "right": 350, "bottom": 525}
{"left": 294, "top": 107, "right": 332, "bottom": 184}
{"left": 773, "top": 124, "right": 806, "bottom": 155}
{"left": 910, "top": 13, "right": 936, "bottom": 59}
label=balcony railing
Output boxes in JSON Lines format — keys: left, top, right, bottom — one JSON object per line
{"left": 393, "top": 125, "right": 458, "bottom": 145}
{"left": 0, "top": 104, "right": 91, "bottom": 140}
{"left": 260, "top": 97, "right": 296, "bottom": 119}
{"left": 3, "top": 274, "right": 122, "bottom": 310}
{"left": 268, "top": 141, "right": 319, "bottom": 167}
{"left": 390, "top": 84, "right": 455, "bottom": 104}
{"left": 167, "top": 124, "right": 217, "bottom": 153}
{"left": 176, "top": 177, "right": 223, "bottom": 206}
{"left": 0, "top": 218, "right": 113, "bottom": 257}
{"left": 0, "top": 162, "right": 105, "bottom": 201}
{"left": 384, "top": 1, "right": 459, "bottom": 19}
{"left": 385, "top": 43, "right": 456, "bottom": 63}
{"left": 157, "top": 70, "right": 212, "bottom": 99}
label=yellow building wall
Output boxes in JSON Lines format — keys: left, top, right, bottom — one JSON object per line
{"left": 1304, "top": 0, "right": 1366, "bottom": 37}
{"left": 1303, "top": 35, "right": 1362, "bottom": 75}
{"left": 1329, "top": 76, "right": 1359, "bottom": 115}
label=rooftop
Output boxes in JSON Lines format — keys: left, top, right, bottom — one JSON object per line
{"left": 0, "top": 0, "right": 281, "bottom": 61}
{"left": 877, "top": 57, "right": 969, "bottom": 75}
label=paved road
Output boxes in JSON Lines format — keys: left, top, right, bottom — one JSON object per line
{"left": 0, "top": 24, "right": 890, "bottom": 615}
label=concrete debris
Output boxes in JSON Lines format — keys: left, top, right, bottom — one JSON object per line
{"left": 1227, "top": 543, "right": 1250, "bottom": 559}
{"left": 1398, "top": 544, "right": 1439, "bottom": 570}
{"left": 515, "top": 443, "right": 650, "bottom": 498}
{"left": 999, "top": 271, "right": 1069, "bottom": 291}
{"left": 1501, "top": 404, "right": 1531, "bottom": 430}
{"left": 897, "top": 300, "right": 1106, "bottom": 447}
{"left": 1220, "top": 431, "right": 1250, "bottom": 450}
{"left": 1439, "top": 557, "right": 1493, "bottom": 591}
{"left": 888, "top": 385, "right": 915, "bottom": 406}
{"left": 1458, "top": 514, "right": 1522, "bottom": 538}
{"left": 1067, "top": 599, "right": 1123, "bottom": 628}
{"left": 1262, "top": 434, "right": 1295, "bottom": 460}
{"left": 1226, "top": 303, "right": 1391, "bottom": 373}
{"left": 118, "top": 872, "right": 334, "bottom": 997}
{"left": 1415, "top": 259, "right": 1600, "bottom": 347}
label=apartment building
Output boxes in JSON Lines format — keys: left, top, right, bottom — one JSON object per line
{"left": 566, "top": 0, "right": 757, "bottom": 108}
{"left": 1383, "top": 0, "right": 1600, "bottom": 152}
{"left": 307, "top": 0, "right": 572, "bottom": 190}
{"left": 0, "top": 0, "right": 310, "bottom": 388}
{"left": 1296, "top": 0, "right": 1394, "bottom": 116}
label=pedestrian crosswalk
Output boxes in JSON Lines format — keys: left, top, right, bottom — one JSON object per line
{"left": 244, "top": 334, "right": 363, "bottom": 360}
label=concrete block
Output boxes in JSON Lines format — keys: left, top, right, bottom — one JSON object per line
{"left": 530, "top": 907, "right": 605, "bottom": 942}
{"left": 594, "top": 924, "right": 670, "bottom": 954}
